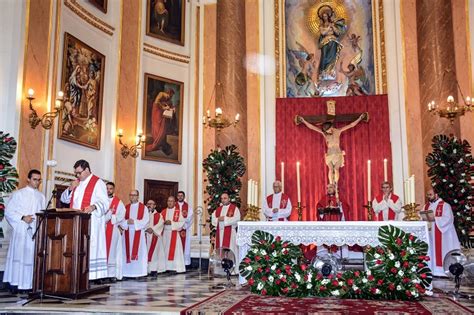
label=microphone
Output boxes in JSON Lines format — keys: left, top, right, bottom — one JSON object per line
{"left": 45, "top": 178, "right": 74, "bottom": 210}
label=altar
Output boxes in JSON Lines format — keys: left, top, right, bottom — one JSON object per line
{"left": 237, "top": 221, "right": 432, "bottom": 281}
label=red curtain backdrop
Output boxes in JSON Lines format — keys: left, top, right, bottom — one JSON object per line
{"left": 276, "top": 95, "right": 392, "bottom": 221}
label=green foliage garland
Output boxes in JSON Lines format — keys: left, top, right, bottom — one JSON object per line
{"left": 239, "top": 225, "right": 433, "bottom": 300}
{"left": 426, "top": 134, "right": 474, "bottom": 245}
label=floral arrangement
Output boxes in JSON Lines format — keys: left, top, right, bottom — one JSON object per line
{"left": 0, "top": 131, "right": 19, "bottom": 238}
{"left": 239, "top": 225, "right": 432, "bottom": 300}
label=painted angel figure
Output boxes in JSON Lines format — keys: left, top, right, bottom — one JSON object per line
{"left": 340, "top": 33, "right": 370, "bottom": 96}
{"left": 289, "top": 41, "right": 317, "bottom": 96}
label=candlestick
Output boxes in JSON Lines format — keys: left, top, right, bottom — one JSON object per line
{"left": 367, "top": 160, "right": 372, "bottom": 201}
{"left": 255, "top": 181, "right": 259, "bottom": 207}
{"left": 404, "top": 179, "right": 409, "bottom": 204}
{"left": 383, "top": 158, "right": 388, "bottom": 182}
{"left": 410, "top": 175, "right": 415, "bottom": 204}
{"left": 296, "top": 161, "right": 301, "bottom": 203}
{"left": 250, "top": 180, "right": 254, "bottom": 206}
{"left": 281, "top": 162, "right": 285, "bottom": 193}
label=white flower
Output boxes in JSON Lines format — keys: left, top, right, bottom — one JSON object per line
{"left": 412, "top": 278, "right": 420, "bottom": 284}
{"left": 272, "top": 251, "right": 278, "bottom": 257}
{"left": 397, "top": 285, "right": 402, "bottom": 291}
{"left": 307, "top": 283, "right": 313, "bottom": 289}
{"left": 331, "top": 290, "right": 340, "bottom": 296}
{"left": 353, "top": 285, "right": 359, "bottom": 291}
{"left": 295, "top": 273, "right": 301, "bottom": 282}
{"left": 257, "top": 282, "right": 264, "bottom": 290}
{"left": 260, "top": 249, "right": 267, "bottom": 255}
{"left": 322, "top": 279, "right": 330, "bottom": 285}
{"left": 279, "top": 274, "right": 284, "bottom": 279}
{"left": 449, "top": 184, "right": 453, "bottom": 188}
{"left": 409, "top": 248, "right": 415, "bottom": 254}
{"left": 375, "top": 289, "right": 381, "bottom": 294}
{"left": 339, "top": 281, "right": 344, "bottom": 286}
{"left": 398, "top": 270, "right": 404, "bottom": 277}
{"left": 307, "top": 273, "right": 313, "bottom": 281}
{"left": 362, "top": 278, "right": 368, "bottom": 283}
{"left": 252, "top": 249, "right": 258, "bottom": 254}
{"left": 246, "top": 266, "right": 253, "bottom": 271}
{"left": 411, "top": 266, "right": 417, "bottom": 272}
{"left": 442, "top": 179, "right": 447, "bottom": 182}
{"left": 367, "top": 270, "right": 371, "bottom": 276}
{"left": 440, "top": 163, "right": 446, "bottom": 167}
{"left": 268, "top": 276, "right": 274, "bottom": 283}
{"left": 425, "top": 290, "right": 433, "bottom": 296}
{"left": 374, "top": 253, "right": 381, "bottom": 259}
{"left": 271, "top": 264, "right": 276, "bottom": 271}
{"left": 411, "top": 290, "right": 418, "bottom": 297}
{"left": 388, "top": 253, "right": 395, "bottom": 260}
{"left": 453, "top": 149, "right": 457, "bottom": 154}
{"left": 395, "top": 261, "right": 401, "bottom": 268}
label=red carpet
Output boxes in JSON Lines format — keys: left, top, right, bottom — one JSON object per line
{"left": 182, "top": 289, "right": 473, "bottom": 314}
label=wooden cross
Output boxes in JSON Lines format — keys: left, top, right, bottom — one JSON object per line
{"left": 294, "top": 100, "right": 369, "bottom": 127}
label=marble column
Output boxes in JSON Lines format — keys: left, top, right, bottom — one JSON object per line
{"left": 416, "top": 0, "right": 460, "bottom": 189}
{"left": 215, "top": 0, "right": 248, "bottom": 206}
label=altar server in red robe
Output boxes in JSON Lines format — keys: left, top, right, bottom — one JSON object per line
{"left": 61, "top": 160, "right": 109, "bottom": 281}
{"left": 212, "top": 193, "right": 241, "bottom": 259}
{"left": 146, "top": 199, "right": 166, "bottom": 275}
{"left": 122, "top": 190, "right": 150, "bottom": 278}
{"left": 372, "top": 181, "right": 403, "bottom": 221}
{"left": 263, "top": 181, "right": 292, "bottom": 221}
{"left": 160, "top": 196, "right": 186, "bottom": 273}
{"left": 176, "top": 191, "right": 193, "bottom": 266}
{"left": 423, "top": 189, "right": 460, "bottom": 276}
{"left": 104, "top": 182, "right": 126, "bottom": 281}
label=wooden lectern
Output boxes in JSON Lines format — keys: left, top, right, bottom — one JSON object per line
{"left": 32, "top": 209, "right": 109, "bottom": 299}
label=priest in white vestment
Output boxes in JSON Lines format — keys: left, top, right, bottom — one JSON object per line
{"left": 423, "top": 189, "right": 460, "bottom": 276}
{"left": 160, "top": 196, "right": 186, "bottom": 273}
{"left": 211, "top": 193, "right": 241, "bottom": 259}
{"left": 122, "top": 190, "right": 150, "bottom": 277}
{"left": 177, "top": 191, "right": 193, "bottom": 266}
{"left": 60, "top": 160, "right": 109, "bottom": 280}
{"left": 146, "top": 199, "right": 166, "bottom": 274}
{"left": 3, "top": 169, "right": 46, "bottom": 291}
{"left": 104, "top": 182, "right": 126, "bottom": 281}
{"left": 372, "top": 181, "right": 403, "bottom": 221}
{"left": 263, "top": 181, "right": 292, "bottom": 221}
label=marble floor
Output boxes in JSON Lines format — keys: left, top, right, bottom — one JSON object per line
{"left": 0, "top": 272, "right": 473, "bottom": 314}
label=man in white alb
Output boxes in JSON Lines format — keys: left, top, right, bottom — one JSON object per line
{"left": 372, "top": 181, "right": 403, "bottom": 221}
{"left": 423, "top": 189, "right": 460, "bottom": 276}
{"left": 60, "top": 160, "right": 109, "bottom": 281}
{"left": 104, "top": 182, "right": 126, "bottom": 281}
{"left": 146, "top": 199, "right": 165, "bottom": 275}
{"left": 122, "top": 190, "right": 150, "bottom": 278}
{"left": 263, "top": 181, "right": 292, "bottom": 221}
{"left": 160, "top": 196, "right": 186, "bottom": 273}
{"left": 211, "top": 192, "right": 241, "bottom": 258}
{"left": 176, "top": 191, "right": 193, "bottom": 266}
{"left": 3, "top": 169, "right": 46, "bottom": 292}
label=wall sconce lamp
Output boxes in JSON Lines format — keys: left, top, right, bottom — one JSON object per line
{"left": 27, "top": 88, "right": 64, "bottom": 129}
{"left": 117, "top": 129, "right": 145, "bottom": 158}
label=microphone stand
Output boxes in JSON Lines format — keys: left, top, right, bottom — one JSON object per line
{"left": 195, "top": 206, "right": 204, "bottom": 274}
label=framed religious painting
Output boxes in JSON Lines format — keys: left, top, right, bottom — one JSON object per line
{"left": 142, "top": 73, "right": 183, "bottom": 164}
{"left": 89, "top": 0, "right": 107, "bottom": 13}
{"left": 58, "top": 33, "right": 105, "bottom": 150}
{"left": 277, "top": 0, "right": 386, "bottom": 97}
{"left": 146, "top": 0, "right": 186, "bottom": 46}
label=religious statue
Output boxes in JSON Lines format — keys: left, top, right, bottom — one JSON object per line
{"left": 295, "top": 100, "right": 369, "bottom": 186}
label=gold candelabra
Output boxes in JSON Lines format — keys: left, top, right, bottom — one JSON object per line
{"left": 27, "top": 88, "right": 64, "bottom": 130}
{"left": 243, "top": 205, "right": 261, "bottom": 221}
{"left": 117, "top": 129, "right": 145, "bottom": 158}
{"left": 403, "top": 203, "right": 421, "bottom": 221}
{"left": 295, "top": 202, "right": 305, "bottom": 221}
{"left": 427, "top": 85, "right": 474, "bottom": 125}
{"left": 363, "top": 200, "right": 374, "bottom": 221}
{"left": 202, "top": 82, "right": 240, "bottom": 133}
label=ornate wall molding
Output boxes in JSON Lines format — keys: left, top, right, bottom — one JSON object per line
{"left": 143, "top": 42, "right": 190, "bottom": 64}
{"left": 64, "top": 0, "right": 115, "bottom": 36}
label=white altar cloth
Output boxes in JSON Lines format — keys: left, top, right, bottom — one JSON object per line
{"left": 237, "top": 221, "right": 431, "bottom": 282}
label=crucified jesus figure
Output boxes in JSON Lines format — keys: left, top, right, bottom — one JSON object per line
{"left": 295, "top": 111, "right": 368, "bottom": 186}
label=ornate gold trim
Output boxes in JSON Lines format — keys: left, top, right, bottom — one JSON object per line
{"left": 143, "top": 43, "right": 190, "bottom": 64}
{"left": 379, "top": 0, "right": 387, "bottom": 94}
{"left": 64, "top": 0, "right": 115, "bottom": 36}
{"left": 274, "top": 0, "right": 281, "bottom": 98}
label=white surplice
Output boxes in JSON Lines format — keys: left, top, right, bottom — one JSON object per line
{"left": 178, "top": 201, "right": 193, "bottom": 265}
{"left": 146, "top": 211, "right": 166, "bottom": 273}
{"left": 105, "top": 196, "right": 126, "bottom": 280}
{"left": 3, "top": 186, "right": 45, "bottom": 289}
{"left": 121, "top": 202, "right": 150, "bottom": 277}
{"left": 60, "top": 174, "right": 109, "bottom": 280}
{"left": 263, "top": 193, "right": 292, "bottom": 221}
{"left": 372, "top": 193, "right": 403, "bottom": 221}
{"left": 424, "top": 199, "right": 461, "bottom": 276}
{"left": 211, "top": 204, "right": 241, "bottom": 259}
{"left": 160, "top": 207, "right": 186, "bottom": 273}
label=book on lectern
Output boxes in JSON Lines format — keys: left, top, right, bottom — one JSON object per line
{"left": 419, "top": 210, "right": 435, "bottom": 222}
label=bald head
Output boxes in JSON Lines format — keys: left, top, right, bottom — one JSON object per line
{"left": 327, "top": 184, "right": 336, "bottom": 195}
{"left": 426, "top": 189, "right": 438, "bottom": 202}
{"left": 129, "top": 189, "right": 139, "bottom": 203}
{"left": 273, "top": 181, "right": 282, "bottom": 193}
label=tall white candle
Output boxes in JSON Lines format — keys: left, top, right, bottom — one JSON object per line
{"left": 410, "top": 175, "right": 415, "bottom": 204}
{"left": 254, "top": 182, "right": 259, "bottom": 207}
{"left": 296, "top": 162, "right": 301, "bottom": 203}
{"left": 383, "top": 159, "right": 388, "bottom": 182}
{"left": 247, "top": 179, "right": 251, "bottom": 205}
{"left": 281, "top": 162, "right": 285, "bottom": 193}
{"left": 404, "top": 179, "right": 409, "bottom": 204}
{"left": 367, "top": 160, "right": 372, "bottom": 201}
{"left": 250, "top": 180, "right": 255, "bottom": 206}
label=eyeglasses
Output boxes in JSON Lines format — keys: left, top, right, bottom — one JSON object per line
{"left": 129, "top": 194, "right": 138, "bottom": 197}
{"left": 74, "top": 169, "right": 85, "bottom": 177}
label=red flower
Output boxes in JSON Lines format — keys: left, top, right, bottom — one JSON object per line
{"left": 403, "top": 261, "right": 410, "bottom": 268}
{"left": 275, "top": 279, "right": 281, "bottom": 285}
{"left": 244, "top": 258, "right": 251, "bottom": 263}
{"left": 377, "top": 248, "right": 384, "bottom": 254}
{"left": 388, "top": 283, "right": 395, "bottom": 291}
{"left": 257, "top": 267, "right": 263, "bottom": 273}
{"left": 286, "top": 269, "right": 292, "bottom": 275}
{"left": 406, "top": 290, "right": 412, "bottom": 297}
{"left": 418, "top": 287, "right": 426, "bottom": 294}
{"left": 264, "top": 255, "right": 270, "bottom": 261}
{"left": 420, "top": 273, "right": 427, "bottom": 279}
{"left": 281, "top": 277, "right": 287, "bottom": 283}
{"left": 317, "top": 273, "right": 323, "bottom": 280}
{"left": 355, "top": 289, "right": 361, "bottom": 294}
{"left": 265, "top": 268, "right": 270, "bottom": 273}
{"left": 248, "top": 278, "right": 255, "bottom": 285}
{"left": 300, "top": 264, "right": 307, "bottom": 271}
{"left": 285, "top": 265, "right": 291, "bottom": 271}
{"left": 400, "top": 250, "right": 407, "bottom": 257}
{"left": 347, "top": 279, "right": 354, "bottom": 286}
{"left": 403, "top": 278, "right": 410, "bottom": 283}
{"left": 291, "top": 283, "right": 298, "bottom": 289}
{"left": 271, "top": 244, "right": 275, "bottom": 249}
{"left": 424, "top": 256, "right": 430, "bottom": 262}
{"left": 328, "top": 275, "right": 334, "bottom": 279}
{"left": 332, "top": 280, "right": 339, "bottom": 286}
{"left": 261, "top": 276, "right": 268, "bottom": 282}
{"left": 376, "top": 259, "right": 382, "bottom": 265}
{"left": 396, "top": 238, "right": 403, "bottom": 246}
{"left": 282, "top": 242, "right": 288, "bottom": 248}
{"left": 377, "top": 279, "right": 384, "bottom": 285}
{"left": 0, "top": 164, "right": 4, "bottom": 170}
{"left": 336, "top": 273, "right": 342, "bottom": 279}
{"left": 283, "top": 250, "right": 288, "bottom": 255}
{"left": 275, "top": 236, "right": 281, "bottom": 242}
{"left": 418, "top": 263, "right": 424, "bottom": 268}
{"left": 255, "top": 255, "right": 261, "bottom": 261}
{"left": 391, "top": 267, "right": 398, "bottom": 274}
{"left": 319, "top": 286, "right": 326, "bottom": 291}
{"left": 304, "top": 275, "right": 308, "bottom": 282}
{"left": 368, "top": 275, "right": 374, "bottom": 281}
{"left": 260, "top": 240, "right": 266, "bottom": 245}
{"left": 370, "top": 288, "right": 377, "bottom": 294}
{"left": 354, "top": 271, "right": 360, "bottom": 277}
{"left": 282, "top": 287, "right": 289, "bottom": 294}
{"left": 276, "top": 269, "right": 281, "bottom": 275}
{"left": 261, "top": 289, "right": 267, "bottom": 295}
{"left": 409, "top": 234, "right": 415, "bottom": 241}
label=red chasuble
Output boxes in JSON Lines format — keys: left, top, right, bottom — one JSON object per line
{"left": 266, "top": 194, "right": 289, "bottom": 221}
{"left": 70, "top": 175, "right": 100, "bottom": 209}
{"left": 124, "top": 203, "right": 145, "bottom": 263}
{"left": 147, "top": 211, "right": 161, "bottom": 262}
{"left": 424, "top": 201, "right": 445, "bottom": 267}
{"left": 106, "top": 196, "right": 120, "bottom": 260}
{"left": 316, "top": 195, "right": 349, "bottom": 221}
{"left": 375, "top": 194, "right": 399, "bottom": 221}
{"left": 162, "top": 206, "right": 181, "bottom": 261}
{"left": 215, "top": 204, "right": 236, "bottom": 249}
{"left": 177, "top": 202, "right": 189, "bottom": 250}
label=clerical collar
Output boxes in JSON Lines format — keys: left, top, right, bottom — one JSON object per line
{"left": 430, "top": 198, "right": 439, "bottom": 204}
{"left": 274, "top": 192, "right": 282, "bottom": 195}
{"left": 167, "top": 207, "right": 175, "bottom": 210}
{"left": 178, "top": 201, "right": 184, "bottom": 204}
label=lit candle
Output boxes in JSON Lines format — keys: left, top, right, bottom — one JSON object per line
{"left": 281, "top": 162, "right": 285, "bottom": 193}
{"left": 57, "top": 90, "right": 64, "bottom": 100}
{"left": 254, "top": 181, "right": 259, "bottom": 207}
{"left": 250, "top": 180, "right": 255, "bottom": 206}
{"left": 54, "top": 100, "right": 61, "bottom": 109}
{"left": 235, "top": 113, "right": 240, "bottom": 122}
{"left": 215, "top": 107, "right": 222, "bottom": 116}
{"left": 410, "top": 175, "right": 415, "bottom": 204}
{"left": 27, "top": 88, "right": 34, "bottom": 97}
{"left": 367, "top": 160, "right": 371, "bottom": 201}
{"left": 428, "top": 103, "right": 431, "bottom": 111}
{"left": 296, "top": 161, "right": 301, "bottom": 203}
{"left": 117, "top": 129, "right": 123, "bottom": 136}
{"left": 404, "top": 179, "right": 409, "bottom": 204}
{"left": 202, "top": 116, "right": 206, "bottom": 124}
{"left": 206, "top": 109, "right": 211, "bottom": 118}
{"left": 466, "top": 97, "right": 471, "bottom": 105}
{"left": 383, "top": 158, "right": 388, "bottom": 182}
{"left": 447, "top": 95, "right": 454, "bottom": 103}
{"left": 247, "top": 179, "right": 251, "bottom": 205}
{"left": 141, "top": 134, "right": 146, "bottom": 142}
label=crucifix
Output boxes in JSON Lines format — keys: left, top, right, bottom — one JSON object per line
{"left": 295, "top": 100, "right": 369, "bottom": 187}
